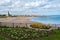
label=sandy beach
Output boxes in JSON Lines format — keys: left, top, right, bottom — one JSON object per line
{"left": 0, "top": 17, "right": 38, "bottom": 28}
{"left": 0, "top": 17, "right": 35, "bottom": 23}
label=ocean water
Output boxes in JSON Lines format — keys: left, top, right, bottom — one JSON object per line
{"left": 31, "top": 15, "right": 60, "bottom": 24}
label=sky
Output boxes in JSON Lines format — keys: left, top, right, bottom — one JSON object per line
{"left": 0, "top": 0, "right": 60, "bottom": 15}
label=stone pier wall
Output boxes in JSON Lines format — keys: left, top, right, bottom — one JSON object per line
{"left": 0, "top": 22, "right": 32, "bottom": 28}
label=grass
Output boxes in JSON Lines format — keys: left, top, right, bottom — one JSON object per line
{"left": 0, "top": 37, "right": 5, "bottom": 40}
{"left": 41, "top": 30, "right": 60, "bottom": 40}
{"left": 0, "top": 27, "right": 60, "bottom": 40}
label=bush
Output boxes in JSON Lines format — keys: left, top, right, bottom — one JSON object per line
{"left": 30, "top": 24, "right": 51, "bottom": 29}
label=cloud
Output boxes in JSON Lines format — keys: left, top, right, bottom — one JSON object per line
{"left": 11, "top": 0, "right": 48, "bottom": 11}
{"left": 10, "top": 1, "right": 20, "bottom": 7}
{"left": 43, "top": 4, "right": 60, "bottom": 8}
{"left": 0, "top": 0, "right": 11, "bottom": 5}
{"left": 0, "top": 0, "right": 53, "bottom": 11}
{"left": 0, "top": 0, "right": 49, "bottom": 11}
{"left": 25, "top": 2, "right": 41, "bottom": 7}
{"left": 4, "top": 0, "right": 11, "bottom": 2}
{"left": 0, "top": 0, "right": 60, "bottom": 15}
{"left": 24, "top": 0, "right": 48, "bottom": 7}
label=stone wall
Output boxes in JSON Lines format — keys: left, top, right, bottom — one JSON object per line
{"left": 0, "top": 22, "right": 31, "bottom": 28}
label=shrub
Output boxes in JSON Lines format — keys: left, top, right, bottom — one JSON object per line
{"left": 30, "top": 24, "right": 51, "bottom": 29}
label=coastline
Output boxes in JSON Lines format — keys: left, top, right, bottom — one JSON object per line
{"left": 0, "top": 17, "right": 59, "bottom": 29}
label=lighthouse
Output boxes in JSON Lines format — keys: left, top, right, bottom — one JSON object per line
{"left": 6, "top": 11, "right": 11, "bottom": 17}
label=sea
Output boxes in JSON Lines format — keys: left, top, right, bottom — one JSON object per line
{"left": 31, "top": 15, "right": 60, "bottom": 27}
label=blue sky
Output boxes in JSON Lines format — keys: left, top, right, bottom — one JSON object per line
{"left": 0, "top": 0, "right": 60, "bottom": 15}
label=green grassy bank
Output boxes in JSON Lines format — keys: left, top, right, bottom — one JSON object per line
{"left": 41, "top": 30, "right": 60, "bottom": 40}
{"left": 0, "top": 37, "right": 5, "bottom": 40}
{"left": 0, "top": 27, "right": 59, "bottom": 40}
